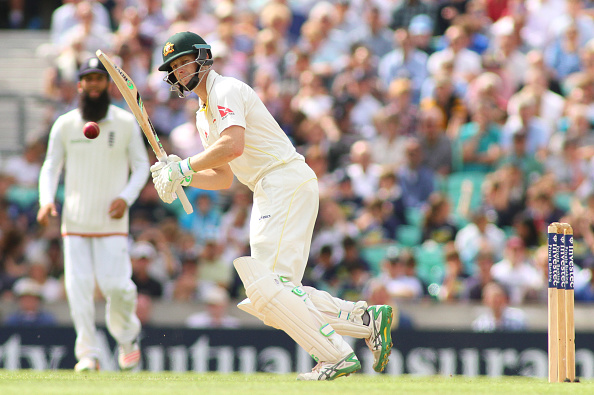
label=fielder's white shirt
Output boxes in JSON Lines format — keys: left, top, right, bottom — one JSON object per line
{"left": 39, "top": 105, "right": 149, "bottom": 235}
{"left": 195, "top": 70, "right": 303, "bottom": 191}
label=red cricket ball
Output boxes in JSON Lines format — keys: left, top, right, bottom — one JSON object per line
{"left": 83, "top": 121, "right": 100, "bottom": 139}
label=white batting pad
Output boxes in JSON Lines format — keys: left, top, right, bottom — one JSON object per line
{"left": 233, "top": 256, "right": 352, "bottom": 363}
{"left": 304, "top": 286, "right": 372, "bottom": 339}
{"left": 237, "top": 298, "right": 280, "bottom": 329}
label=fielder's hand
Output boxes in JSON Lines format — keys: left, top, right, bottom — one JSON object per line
{"left": 37, "top": 203, "right": 58, "bottom": 226}
{"left": 108, "top": 198, "right": 127, "bottom": 219}
{"left": 151, "top": 155, "right": 193, "bottom": 204}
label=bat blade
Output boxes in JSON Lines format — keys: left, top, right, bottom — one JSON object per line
{"left": 96, "top": 50, "right": 193, "bottom": 214}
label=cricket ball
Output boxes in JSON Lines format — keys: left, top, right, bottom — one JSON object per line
{"left": 83, "top": 121, "right": 100, "bottom": 139}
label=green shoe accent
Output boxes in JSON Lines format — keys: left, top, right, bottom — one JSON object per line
{"left": 368, "top": 305, "right": 393, "bottom": 373}
{"left": 325, "top": 352, "right": 361, "bottom": 381}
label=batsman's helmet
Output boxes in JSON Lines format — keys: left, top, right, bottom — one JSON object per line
{"left": 159, "top": 31, "right": 213, "bottom": 96}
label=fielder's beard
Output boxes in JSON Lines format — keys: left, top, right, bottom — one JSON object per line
{"left": 79, "top": 88, "right": 111, "bottom": 122}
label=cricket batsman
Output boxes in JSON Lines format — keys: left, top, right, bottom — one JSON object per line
{"left": 150, "top": 31, "right": 393, "bottom": 380}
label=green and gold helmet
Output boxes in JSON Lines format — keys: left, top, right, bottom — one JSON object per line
{"left": 159, "top": 31, "right": 212, "bottom": 96}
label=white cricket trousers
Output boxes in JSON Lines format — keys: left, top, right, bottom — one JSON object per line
{"left": 63, "top": 235, "right": 140, "bottom": 361}
{"left": 250, "top": 160, "right": 318, "bottom": 284}
{"left": 247, "top": 160, "right": 370, "bottom": 345}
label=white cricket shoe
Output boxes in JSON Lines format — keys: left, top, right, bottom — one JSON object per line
{"left": 365, "top": 305, "right": 394, "bottom": 372}
{"left": 118, "top": 341, "right": 141, "bottom": 370}
{"left": 296, "top": 352, "right": 361, "bottom": 381}
{"left": 74, "top": 357, "right": 99, "bottom": 372}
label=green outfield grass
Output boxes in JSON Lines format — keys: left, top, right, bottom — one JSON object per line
{"left": 0, "top": 370, "right": 591, "bottom": 395}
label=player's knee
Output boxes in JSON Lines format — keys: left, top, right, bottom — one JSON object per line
{"left": 100, "top": 278, "right": 136, "bottom": 300}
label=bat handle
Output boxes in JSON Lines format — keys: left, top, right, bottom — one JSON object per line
{"left": 156, "top": 154, "right": 193, "bottom": 214}
{"left": 176, "top": 185, "right": 193, "bottom": 214}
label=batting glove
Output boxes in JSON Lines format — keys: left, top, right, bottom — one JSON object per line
{"left": 151, "top": 155, "right": 194, "bottom": 204}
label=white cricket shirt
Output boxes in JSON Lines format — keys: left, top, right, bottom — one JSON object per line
{"left": 38, "top": 105, "right": 149, "bottom": 235}
{"left": 195, "top": 70, "right": 304, "bottom": 191}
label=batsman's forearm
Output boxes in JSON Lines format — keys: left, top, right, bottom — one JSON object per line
{"left": 187, "top": 127, "right": 244, "bottom": 172}
{"left": 188, "top": 165, "right": 234, "bottom": 190}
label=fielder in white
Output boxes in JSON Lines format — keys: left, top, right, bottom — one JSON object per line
{"left": 37, "top": 58, "right": 149, "bottom": 372}
{"left": 151, "top": 31, "right": 394, "bottom": 380}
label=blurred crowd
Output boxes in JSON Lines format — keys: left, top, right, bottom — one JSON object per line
{"left": 3, "top": 0, "right": 594, "bottom": 332}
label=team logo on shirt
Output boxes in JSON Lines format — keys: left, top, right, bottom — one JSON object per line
{"left": 218, "top": 105, "right": 234, "bottom": 119}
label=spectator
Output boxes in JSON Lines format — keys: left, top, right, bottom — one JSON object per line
{"left": 364, "top": 279, "right": 415, "bottom": 330}
{"left": 421, "top": 192, "right": 458, "bottom": 244}
{"left": 26, "top": 258, "right": 64, "bottom": 303}
{"left": 420, "top": 73, "right": 468, "bottom": 138}
{"left": 218, "top": 183, "right": 252, "bottom": 264}
{"left": 438, "top": 243, "right": 469, "bottom": 301}
{"left": 383, "top": 78, "right": 420, "bottom": 135}
{"left": 486, "top": 17, "right": 528, "bottom": 93}
{"left": 456, "top": 100, "right": 503, "bottom": 172}
{"left": 4, "top": 278, "right": 57, "bottom": 326}
{"left": 50, "top": 0, "right": 111, "bottom": 47}
{"left": 499, "top": 130, "right": 544, "bottom": 184}
{"left": 472, "top": 281, "right": 527, "bottom": 332}
{"left": 545, "top": 20, "right": 583, "bottom": 83}
{"left": 179, "top": 190, "right": 222, "bottom": 248}
{"left": 169, "top": 98, "right": 205, "bottom": 159}
{"left": 345, "top": 140, "right": 383, "bottom": 202}
{"left": 336, "top": 236, "right": 371, "bottom": 275}
{"left": 136, "top": 292, "right": 154, "bottom": 326}
{"left": 378, "top": 30, "right": 429, "bottom": 105}
{"left": 501, "top": 92, "right": 552, "bottom": 157}
{"left": 378, "top": 247, "right": 424, "bottom": 300}
{"left": 511, "top": 211, "right": 541, "bottom": 249}
{"left": 198, "top": 239, "right": 233, "bottom": 289}
{"left": 168, "top": 252, "right": 201, "bottom": 302}
{"left": 130, "top": 241, "right": 164, "bottom": 298}
{"left": 186, "top": 285, "right": 240, "bottom": 328}
{"left": 482, "top": 164, "right": 527, "bottom": 228}
{"left": 304, "top": 244, "right": 341, "bottom": 293}
{"left": 461, "top": 245, "right": 497, "bottom": 301}
{"left": 389, "top": 0, "right": 435, "bottom": 31}
{"left": 548, "top": 0, "right": 594, "bottom": 48}
{"left": 348, "top": 4, "right": 393, "bottom": 59}
{"left": 398, "top": 137, "right": 436, "bottom": 210}
{"left": 304, "top": 144, "right": 334, "bottom": 197}
{"left": 409, "top": 14, "right": 436, "bottom": 56}
{"left": 0, "top": 228, "right": 29, "bottom": 294}
{"left": 311, "top": 197, "right": 359, "bottom": 264}
{"left": 507, "top": 66, "right": 565, "bottom": 131}
{"left": 371, "top": 111, "right": 408, "bottom": 172}
{"left": 417, "top": 107, "right": 453, "bottom": 177}
{"left": 334, "top": 172, "right": 365, "bottom": 222}
{"left": 455, "top": 207, "right": 507, "bottom": 272}
{"left": 427, "top": 25, "right": 483, "bottom": 88}
{"left": 490, "top": 236, "right": 544, "bottom": 304}
{"left": 59, "top": 1, "right": 114, "bottom": 54}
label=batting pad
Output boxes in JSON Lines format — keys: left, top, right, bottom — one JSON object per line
{"left": 304, "top": 287, "right": 372, "bottom": 339}
{"left": 237, "top": 298, "right": 281, "bottom": 329}
{"left": 233, "top": 256, "right": 352, "bottom": 363}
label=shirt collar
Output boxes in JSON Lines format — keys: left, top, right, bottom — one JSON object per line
{"left": 200, "top": 70, "right": 219, "bottom": 108}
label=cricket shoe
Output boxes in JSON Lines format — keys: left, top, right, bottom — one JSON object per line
{"left": 118, "top": 341, "right": 141, "bottom": 370}
{"left": 296, "top": 352, "right": 361, "bottom": 381}
{"left": 365, "top": 305, "right": 393, "bottom": 372}
{"left": 74, "top": 357, "right": 99, "bottom": 372}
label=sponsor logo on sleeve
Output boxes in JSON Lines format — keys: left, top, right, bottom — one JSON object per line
{"left": 217, "top": 105, "right": 234, "bottom": 119}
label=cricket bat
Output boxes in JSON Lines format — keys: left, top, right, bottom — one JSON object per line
{"left": 96, "top": 50, "right": 193, "bottom": 214}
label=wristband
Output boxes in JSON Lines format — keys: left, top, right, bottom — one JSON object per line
{"left": 181, "top": 175, "right": 193, "bottom": 187}
{"left": 178, "top": 157, "right": 196, "bottom": 177}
